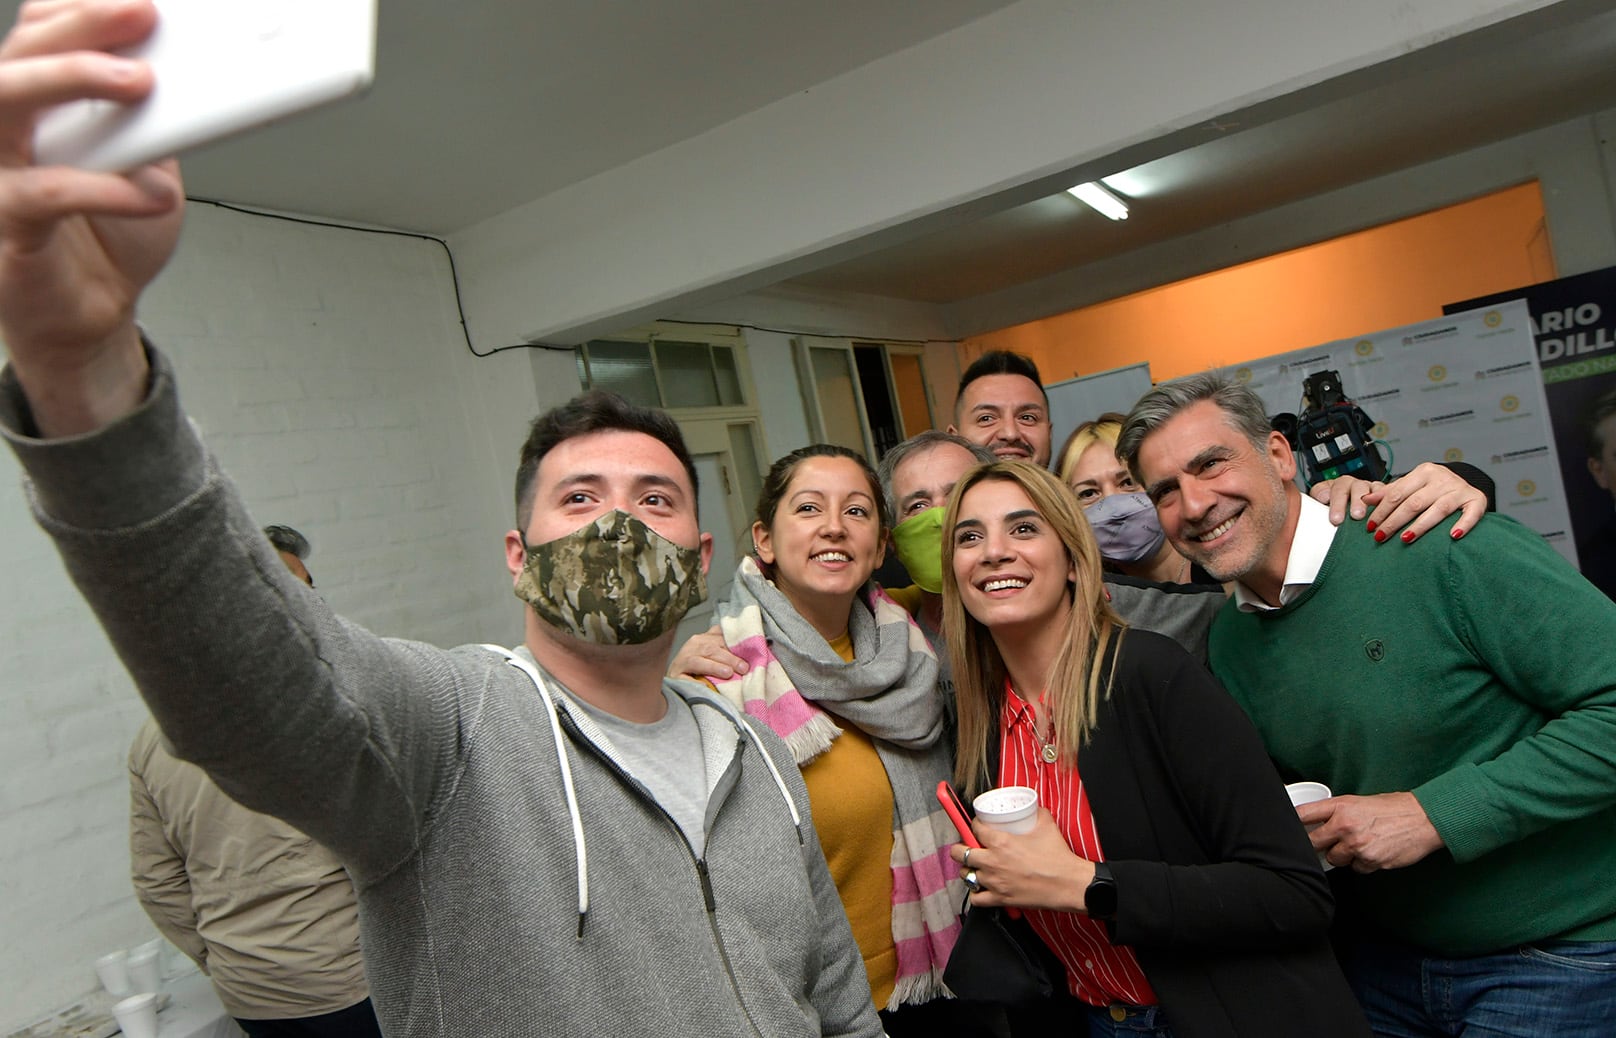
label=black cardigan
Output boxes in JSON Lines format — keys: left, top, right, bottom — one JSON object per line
{"left": 1001, "top": 630, "right": 1368, "bottom": 1038}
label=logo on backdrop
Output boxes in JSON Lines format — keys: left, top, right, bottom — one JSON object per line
{"left": 1355, "top": 340, "right": 1375, "bottom": 357}
{"left": 1484, "top": 311, "right": 1504, "bottom": 328}
{"left": 1419, "top": 410, "right": 1475, "bottom": 429}
{"left": 1518, "top": 480, "right": 1537, "bottom": 497}
{"left": 1475, "top": 361, "right": 1534, "bottom": 380}
{"left": 1428, "top": 365, "right": 1448, "bottom": 382}
{"left": 1501, "top": 395, "right": 1520, "bottom": 413}
{"left": 1445, "top": 448, "right": 1465, "bottom": 463}
{"left": 1489, "top": 446, "right": 1551, "bottom": 465}
{"left": 1236, "top": 368, "right": 1253, "bottom": 383}
{"left": 1372, "top": 422, "right": 1389, "bottom": 439}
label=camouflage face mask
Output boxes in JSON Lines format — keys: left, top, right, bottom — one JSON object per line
{"left": 515, "top": 509, "right": 708, "bottom": 645}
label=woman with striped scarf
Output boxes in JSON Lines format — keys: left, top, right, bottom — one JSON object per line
{"left": 698, "top": 444, "right": 996, "bottom": 1036}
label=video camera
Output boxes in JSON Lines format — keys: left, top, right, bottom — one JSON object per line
{"left": 1271, "top": 369, "right": 1387, "bottom": 487}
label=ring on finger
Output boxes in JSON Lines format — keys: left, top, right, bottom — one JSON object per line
{"left": 962, "top": 848, "right": 972, "bottom": 868}
{"left": 964, "top": 869, "right": 981, "bottom": 892}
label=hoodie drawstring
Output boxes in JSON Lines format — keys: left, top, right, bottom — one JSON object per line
{"left": 481, "top": 646, "right": 590, "bottom": 936}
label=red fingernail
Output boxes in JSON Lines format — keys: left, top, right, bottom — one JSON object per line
{"left": 1365, "top": 520, "right": 1377, "bottom": 533}
{"left": 1452, "top": 527, "right": 1466, "bottom": 540}
{"left": 1374, "top": 529, "right": 1388, "bottom": 543}
{"left": 1401, "top": 530, "right": 1416, "bottom": 544}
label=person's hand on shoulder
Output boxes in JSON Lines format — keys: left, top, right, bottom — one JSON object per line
{"left": 668, "top": 625, "right": 748, "bottom": 682}
{"left": 1311, "top": 462, "right": 1486, "bottom": 545}
{"left": 0, "top": 0, "right": 184, "bottom": 437}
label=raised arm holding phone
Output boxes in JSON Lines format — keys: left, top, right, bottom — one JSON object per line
{"left": 0, "top": 4, "right": 883, "bottom": 1035}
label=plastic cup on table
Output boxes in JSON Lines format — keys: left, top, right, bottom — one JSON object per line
{"left": 972, "top": 785, "right": 1039, "bottom": 834}
{"left": 126, "top": 945, "right": 163, "bottom": 995}
{"left": 112, "top": 992, "right": 159, "bottom": 1038}
{"left": 95, "top": 949, "right": 130, "bottom": 997}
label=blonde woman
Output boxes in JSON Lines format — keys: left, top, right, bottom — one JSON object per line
{"left": 940, "top": 461, "right": 1366, "bottom": 1038}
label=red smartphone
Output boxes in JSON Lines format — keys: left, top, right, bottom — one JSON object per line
{"left": 936, "top": 781, "right": 981, "bottom": 848}
{"left": 937, "top": 781, "right": 1018, "bottom": 915}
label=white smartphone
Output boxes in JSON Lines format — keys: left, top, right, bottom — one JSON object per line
{"left": 34, "top": 0, "right": 377, "bottom": 173}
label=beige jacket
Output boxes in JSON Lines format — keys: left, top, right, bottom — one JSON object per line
{"left": 128, "top": 719, "right": 369, "bottom": 1019}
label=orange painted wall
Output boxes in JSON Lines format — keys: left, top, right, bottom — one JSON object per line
{"left": 965, "top": 181, "right": 1554, "bottom": 383}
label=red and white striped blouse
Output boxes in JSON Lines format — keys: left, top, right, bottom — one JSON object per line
{"left": 999, "top": 682, "right": 1157, "bottom": 1008}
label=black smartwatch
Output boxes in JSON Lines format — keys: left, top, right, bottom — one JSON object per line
{"left": 1085, "top": 861, "right": 1117, "bottom": 921}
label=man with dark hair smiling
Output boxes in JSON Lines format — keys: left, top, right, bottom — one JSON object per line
{"left": 948, "top": 350, "right": 1052, "bottom": 467}
{"left": 0, "top": 4, "right": 878, "bottom": 1035}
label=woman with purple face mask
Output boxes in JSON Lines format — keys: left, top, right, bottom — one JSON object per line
{"left": 1056, "top": 415, "right": 1216, "bottom": 586}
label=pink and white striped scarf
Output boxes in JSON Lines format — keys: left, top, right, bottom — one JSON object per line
{"left": 711, "top": 557, "right": 965, "bottom": 1008}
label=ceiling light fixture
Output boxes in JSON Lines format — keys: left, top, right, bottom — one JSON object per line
{"left": 1067, "top": 182, "right": 1129, "bottom": 220}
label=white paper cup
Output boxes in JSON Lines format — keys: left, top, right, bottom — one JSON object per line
{"left": 131, "top": 937, "right": 166, "bottom": 963}
{"left": 113, "top": 992, "right": 159, "bottom": 1038}
{"left": 973, "top": 785, "right": 1039, "bottom": 834}
{"left": 1285, "top": 781, "right": 1332, "bottom": 808}
{"left": 1285, "top": 781, "right": 1334, "bottom": 871}
{"left": 95, "top": 950, "right": 129, "bottom": 998}
{"left": 126, "top": 946, "right": 163, "bottom": 994}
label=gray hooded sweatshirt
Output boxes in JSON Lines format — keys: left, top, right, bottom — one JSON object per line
{"left": 2, "top": 347, "right": 882, "bottom": 1038}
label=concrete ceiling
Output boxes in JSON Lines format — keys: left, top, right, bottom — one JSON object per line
{"left": 786, "top": 0, "right": 1616, "bottom": 303}
{"left": 12, "top": 0, "right": 1616, "bottom": 321}
{"left": 127, "top": 0, "right": 1023, "bottom": 234}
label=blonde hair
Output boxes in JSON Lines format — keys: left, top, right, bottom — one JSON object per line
{"left": 1054, "top": 412, "right": 1127, "bottom": 486}
{"left": 941, "top": 461, "right": 1124, "bottom": 796}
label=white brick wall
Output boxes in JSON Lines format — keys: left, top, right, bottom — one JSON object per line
{"left": 0, "top": 201, "right": 561, "bottom": 1030}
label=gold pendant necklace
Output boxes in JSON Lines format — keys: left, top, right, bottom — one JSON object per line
{"left": 1012, "top": 680, "right": 1060, "bottom": 764}
{"left": 1036, "top": 693, "right": 1058, "bottom": 763}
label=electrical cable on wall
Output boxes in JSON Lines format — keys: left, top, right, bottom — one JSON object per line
{"left": 187, "top": 196, "right": 573, "bottom": 358}
{"left": 651, "top": 318, "right": 961, "bottom": 348}
{"left": 190, "top": 198, "right": 964, "bottom": 360}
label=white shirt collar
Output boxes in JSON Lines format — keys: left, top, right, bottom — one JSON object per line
{"left": 1232, "top": 493, "right": 1337, "bottom": 612}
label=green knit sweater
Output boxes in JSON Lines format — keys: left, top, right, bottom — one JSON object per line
{"left": 1210, "top": 514, "right": 1616, "bottom": 955}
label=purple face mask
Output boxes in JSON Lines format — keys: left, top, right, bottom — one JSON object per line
{"left": 1083, "top": 491, "right": 1166, "bottom": 563}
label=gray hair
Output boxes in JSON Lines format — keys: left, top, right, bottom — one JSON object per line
{"left": 1116, "top": 372, "right": 1273, "bottom": 477}
{"left": 262, "top": 524, "right": 312, "bottom": 560}
{"left": 876, "top": 430, "right": 995, "bottom": 518}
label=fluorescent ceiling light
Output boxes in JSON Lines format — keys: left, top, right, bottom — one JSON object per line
{"left": 1067, "top": 182, "right": 1129, "bottom": 220}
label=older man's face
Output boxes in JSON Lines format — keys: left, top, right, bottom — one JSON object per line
{"left": 891, "top": 442, "right": 982, "bottom": 522}
{"left": 1133, "top": 400, "right": 1295, "bottom": 584}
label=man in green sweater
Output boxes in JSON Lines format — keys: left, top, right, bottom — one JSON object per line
{"left": 1116, "top": 373, "right": 1616, "bottom": 1037}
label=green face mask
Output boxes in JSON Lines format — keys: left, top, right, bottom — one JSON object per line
{"left": 891, "top": 506, "right": 947, "bottom": 593}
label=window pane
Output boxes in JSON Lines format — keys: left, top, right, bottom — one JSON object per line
{"left": 655, "top": 340, "right": 719, "bottom": 408}
{"left": 713, "top": 346, "right": 743, "bottom": 406}
{"left": 810, "top": 347, "right": 868, "bottom": 458}
{"left": 728, "top": 423, "right": 765, "bottom": 516}
{"left": 583, "top": 341, "right": 659, "bottom": 407}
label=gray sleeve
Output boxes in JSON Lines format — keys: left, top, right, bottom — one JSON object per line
{"left": 758, "top": 733, "right": 885, "bottom": 1038}
{"left": 2, "top": 346, "right": 480, "bottom": 883}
